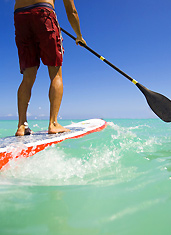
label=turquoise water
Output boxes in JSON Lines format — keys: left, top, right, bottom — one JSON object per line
{"left": 0, "top": 119, "right": 171, "bottom": 235}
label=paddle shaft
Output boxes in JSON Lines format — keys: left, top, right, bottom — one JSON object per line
{"left": 61, "top": 27, "right": 135, "bottom": 84}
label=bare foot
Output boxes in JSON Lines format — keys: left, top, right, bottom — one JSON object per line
{"left": 48, "top": 122, "right": 70, "bottom": 134}
{"left": 15, "top": 122, "right": 33, "bottom": 136}
{"left": 15, "top": 125, "right": 25, "bottom": 136}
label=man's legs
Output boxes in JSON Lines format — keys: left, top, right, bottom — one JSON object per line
{"left": 48, "top": 66, "right": 70, "bottom": 134}
{"left": 15, "top": 66, "right": 37, "bottom": 136}
{"left": 16, "top": 65, "right": 69, "bottom": 135}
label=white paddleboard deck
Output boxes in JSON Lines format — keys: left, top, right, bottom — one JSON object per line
{"left": 0, "top": 119, "right": 107, "bottom": 170}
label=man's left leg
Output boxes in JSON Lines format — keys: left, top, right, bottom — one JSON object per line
{"left": 15, "top": 66, "right": 37, "bottom": 136}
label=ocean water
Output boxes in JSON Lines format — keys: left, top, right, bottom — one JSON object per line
{"left": 0, "top": 119, "right": 171, "bottom": 235}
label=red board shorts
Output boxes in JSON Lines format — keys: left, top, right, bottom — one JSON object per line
{"left": 14, "top": 3, "right": 64, "bottom": 74}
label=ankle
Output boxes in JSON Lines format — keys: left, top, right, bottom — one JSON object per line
{"left": 18, "top": 120, "right": 27, "bottom": 127}
{"left": 49, "top": 121, "right": 58, "bottom": 127}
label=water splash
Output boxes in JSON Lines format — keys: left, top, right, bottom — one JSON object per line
{"left": 1, "top": 143, "right": 118, "bottom": 186}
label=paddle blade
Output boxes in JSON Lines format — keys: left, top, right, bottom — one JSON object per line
{"left": 136, "top": 83, "right": 171, "bottom": 122}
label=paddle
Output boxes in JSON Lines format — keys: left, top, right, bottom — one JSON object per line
{"left": 61, "top": 27, "right": 171, "bottom": 123}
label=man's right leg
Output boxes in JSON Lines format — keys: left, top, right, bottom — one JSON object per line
{"left": 48, "top": 66, "right": 70, "bottom": 134}
{"left": 15, "top": 66, "right": 37, "bottom": 136}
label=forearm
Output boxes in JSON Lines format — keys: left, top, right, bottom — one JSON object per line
{"left": 63, "top": 0, "right": 86, "bottom": 45}
{"left": 66, "top": 10, "right": 82, "bottom": 38}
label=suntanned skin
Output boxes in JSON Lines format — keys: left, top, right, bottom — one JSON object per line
{"left": 14, "top": 0, "right": 55, "bottom": 9}
{"left": 14, "top": 0, "right": 86, "bottom": 136}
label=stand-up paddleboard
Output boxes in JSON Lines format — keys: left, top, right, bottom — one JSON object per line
{"left": 0, "top": 119, "right": 107, "bottom": 170}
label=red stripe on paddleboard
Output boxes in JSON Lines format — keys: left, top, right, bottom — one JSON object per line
{"left": 0, "top": 121, "right": 107, "bottom": 170}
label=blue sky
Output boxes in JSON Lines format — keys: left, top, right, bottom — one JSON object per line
{"left": 0, "top": 0, "right": 171, "bottom": 120}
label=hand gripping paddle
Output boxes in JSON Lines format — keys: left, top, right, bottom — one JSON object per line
{"left": 61, "top": 28, "right": 171, "bottom": 122}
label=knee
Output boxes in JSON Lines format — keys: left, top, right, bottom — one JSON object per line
{"left": 48, "top": 66, "right": 62, "bottom": 82}
{"left": 22, "top": 67, "right": 37, "bottom": 87}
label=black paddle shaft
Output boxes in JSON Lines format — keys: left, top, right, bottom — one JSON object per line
{"left": 61, "top": 28, "right": 171, "bottom": 122}
{"left": 61, "top": 28, "right": 133, "bottom": 82}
